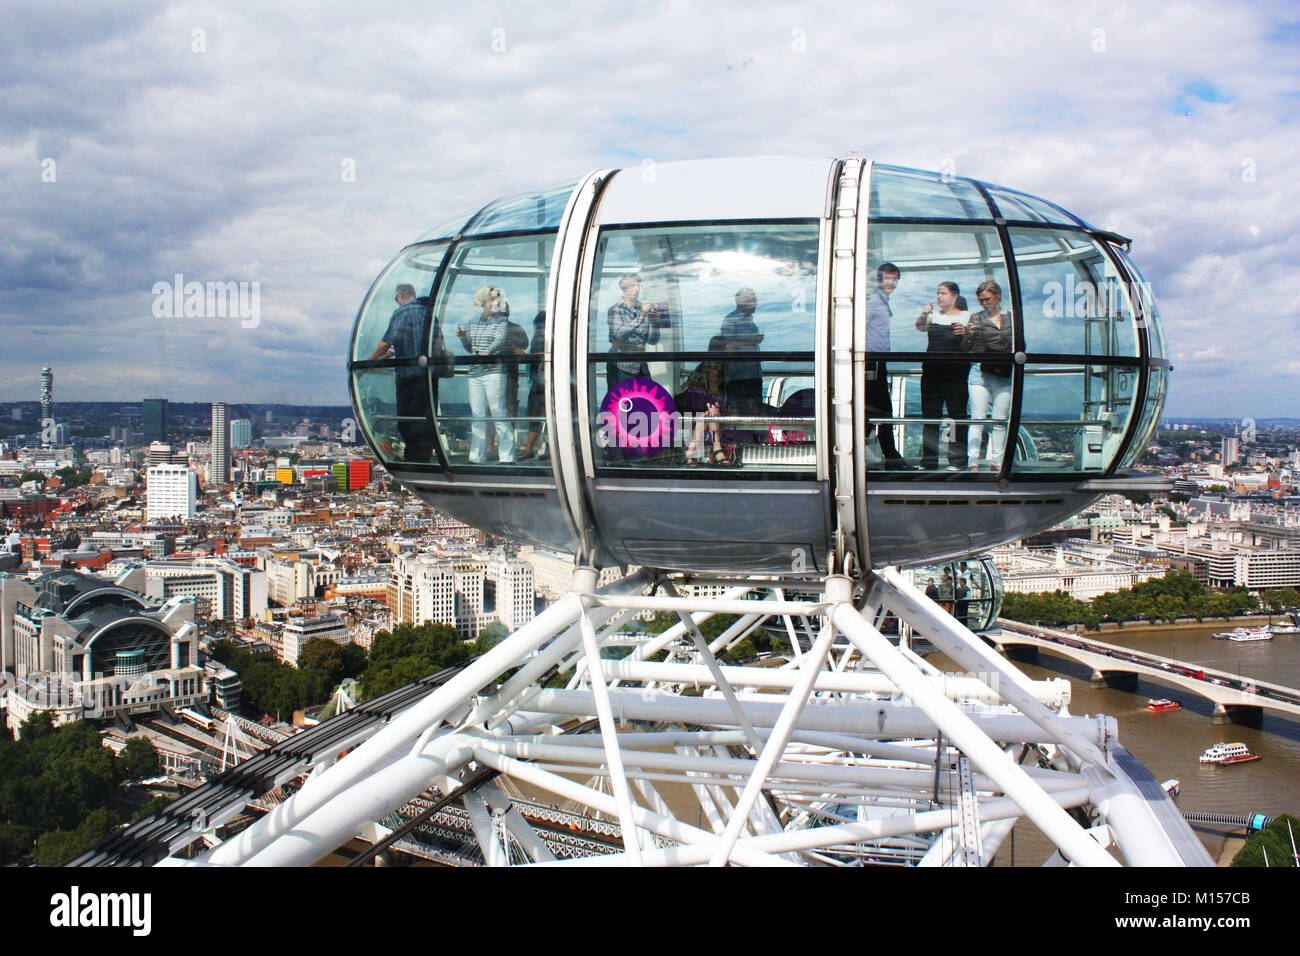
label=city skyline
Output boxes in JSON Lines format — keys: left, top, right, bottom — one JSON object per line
{"left": 2, "top": 3, "right": 1299, "bottom": 416}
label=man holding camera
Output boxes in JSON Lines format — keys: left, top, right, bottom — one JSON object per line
{"left": 606, "top": 272, "right": 660, "bottom": 388}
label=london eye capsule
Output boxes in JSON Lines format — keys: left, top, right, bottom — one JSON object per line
{"left": 347, "top": 157, "right": 1168, "bottom": 574}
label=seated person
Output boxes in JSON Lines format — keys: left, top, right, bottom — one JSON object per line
{"left": 675, "top": 336, "right": 734, "bottom": 466}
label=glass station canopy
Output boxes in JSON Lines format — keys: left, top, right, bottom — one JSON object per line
{"left": 347, "top": 158, "right": 1169, "bottom": 573}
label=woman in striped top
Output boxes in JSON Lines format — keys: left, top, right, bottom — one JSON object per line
{"left": 456, "top": 286, "right": 515, "bottom": 463}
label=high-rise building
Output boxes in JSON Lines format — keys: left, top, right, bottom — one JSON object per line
{"left": 1221, "top": 436, "right": 1240, "bottom": 466}
{"left": 485, "top": 556, "right": 534, "bottom": 630}
{"left": 389, "top": 553, "right": 485, "bottom": 639}
{"left": 231, "top": 418, "right": 252, "bottom": 448}
{"left": 211, "top": 403, "right": 230, "bottom": 485}
{"left": 146, "top": 464, "right": 196, "bottom": 521}
{"left": 39, "top": 366, "right": 53, "bottom": 430}
{"left": 348, "top": 460, "right": 372, "bottom": 490}
{"left": 142, "top": 398, "right": 168, "bottom": 444}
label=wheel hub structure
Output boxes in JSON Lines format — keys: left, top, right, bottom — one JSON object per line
{"left": 85, "top": 567, "right": 1208, "bottom": 867}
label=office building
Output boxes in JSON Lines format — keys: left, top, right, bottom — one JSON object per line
{"left": 389, "top": 553, "right": 485, "bottom": 639}
{"left": 146, "top": 464, "right": 196, "bottom": 521}
{"left": 279, "top": 613, "right": 350, "bottom": 666}
{"left": 1221, "top": 436, "right": 1240, "bottom": 466}
{"left": 211, "top": 403, "right": 230, "bottom": 485}
{"left": 231, "top": 418, "right": 253, "bottom": 448}
{"left": 143, "top": 558, "right": 268, "bottom": 621}
{"left": 485, "top": 556, "right": 534, "bottom": 630}
{"left": 142, "top": 398, "right": 168, "bottom": 444}
{"left": 146, "top": 442, "right": 186, "bottom": 466}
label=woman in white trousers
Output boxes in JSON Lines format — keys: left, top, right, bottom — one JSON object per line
{"left": 964, "top": 280, "right": 1014, "bottom": 471}
{"left": 457, "top": 286, "right": 515, "bottom": 464}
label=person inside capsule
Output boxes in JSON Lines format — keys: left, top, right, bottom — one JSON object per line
{"left": 719, "top": 287, "right": 764, "bottom": 413}
{"left": 456, "top": 285, "right": 515, "bottom": 463}
{"left": 489, "top": 313, "right": 530, "bottom": 461}
{"left": 865, "top": 261, "right": 908, "bottom": 470}
{"left": 679, "top": 335, "right": 736, "bottom": 467}
{"left": 963, "top": 279, "right": 1013, "bottom": 472}
{"left": 519, "top": 311, "right": 548, "bottom": 461}
{"left": 916, "top": 281, "right": 970, "bottom": 470}
{"left": 366, "top": 282, "right": 439, "bottom": 462}
{"left": 606, "top": 273, "right": 660, "bottom": 388}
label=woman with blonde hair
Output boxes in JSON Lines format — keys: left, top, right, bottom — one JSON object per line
{"left": 456, "top": 285, "right": 514, "bottom": 463}
{"left": 963, "top": 279, "right": 1014, "bottom": 471}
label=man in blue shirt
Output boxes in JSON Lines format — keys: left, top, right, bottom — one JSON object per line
{"left": 368, "top": 283, "right": 439, "bottom": 462}
{"left": 865, "top": 262, "right": 908, "bottom": 469}
{"left": 719, "top": 287, "right": 764, "bottom": 412}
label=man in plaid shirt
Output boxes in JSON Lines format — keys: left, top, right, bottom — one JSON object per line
{"left": 606, "top": 273, "right": 659, "bottom": 388}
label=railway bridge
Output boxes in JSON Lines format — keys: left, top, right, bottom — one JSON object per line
{"left": 991, "top": 620, "right": 1300, "bottom": 726}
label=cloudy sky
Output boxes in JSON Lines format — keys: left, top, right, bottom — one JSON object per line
{"left": 2, "top": 1, "right": 1297, "bottom": 417}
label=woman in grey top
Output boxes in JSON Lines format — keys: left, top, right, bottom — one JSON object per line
{"left": 963, "top": 280, "right": 1014, "bottom": 471}
{"left": 456, "top": 286, "right": 514, "bottom": 463}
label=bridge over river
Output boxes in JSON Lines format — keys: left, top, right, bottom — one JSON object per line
{"left": 991, "top": 620, "right": 1300, "bottom": 726}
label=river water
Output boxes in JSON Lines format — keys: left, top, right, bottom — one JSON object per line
{"left": 935, "top": 622, "right": 1300, "bottom": 866}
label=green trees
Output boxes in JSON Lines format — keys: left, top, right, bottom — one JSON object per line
{"left": 1000, "top": 572, "right": 1261, "bottom": 630}
{"left": 1001, "top": 591, "right": 1091, "bottom": 629}
{"left": 1261, "top": 588, "right": 1300, "bottom": 613}
{"left": 473, "top": 620, "right": 509, "bottom": 653}
{"left": 1231, "top": 814, "right": 1300, "bottom": 867}
{"left": 34, "top": 809, "right": 120, "bottom": 867}
{"left": 54, "top": 466, "right": 92, "bottom": 489}
{"left": 209, "top": 640, "right": 332, "bottom": 718}
{"left": 135, "top": 795, "right": 177, "bottom": 821}
{"left": 119, "top": 737, "right": 160, "bottom": 781}
{"left": 208, "top": 636, "right": 368, "bottom": 718}
{"left": 296, "top": 637, "right": 367, "bottom": 687}
{"left": 720, "top": 638, "right": 757, "bottom": 663}
{"left": 0, "top": 713, "right": 157, "bottom": 865}
{"left": 361, "top": 621, "right": 470, "bottom": 699}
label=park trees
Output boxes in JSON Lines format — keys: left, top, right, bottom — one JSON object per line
{"left": 361, "top": 621, "right": 471, "bottom": 699}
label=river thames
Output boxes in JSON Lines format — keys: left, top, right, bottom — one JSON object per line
{"left": 940, "top": 621, "right": 1300, "bottom": 866}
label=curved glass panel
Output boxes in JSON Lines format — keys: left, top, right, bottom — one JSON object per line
{"left": 416, "top": 209, "right": 478, "bottom": 242}
{"left": 463, "top": 180, "right": 577, "bottom": 236}
{"left": 865, "top": 225, "right": 1011, "bottom": 473}
{"left": 868, "top": 165, "right": 992, "bottom": 220}
{"left": 862, "top": 360, "right": 1011, "bottom": 474}
{"left": 1010, "top": 229, "right": 1139, "bottom": 359}
{"left": 1013, "top": 363, "right": 1137, "bottom": 474}
{"left": 352, "top": 367, "right": 438, "bottom": 466}
{"left": 430, "top": 233, "right": 556, "bottom": 468}
{"left": 1121, "top": 364, "right": 1166, "bottom": 469}
{"left": 912, "top": 558, "right": 1002, "bottom": 631}
{"left": 984, "top": 186, "right": 1086, "bottom": 227}
{"left": 350, "top": 242, "right": 448, "bottom": 362}
{"left": 1114, "top": 247, "right": 1166, "bottom": 363}
{"left": 587, "top": 222, "right": 819, "bottom": 473}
